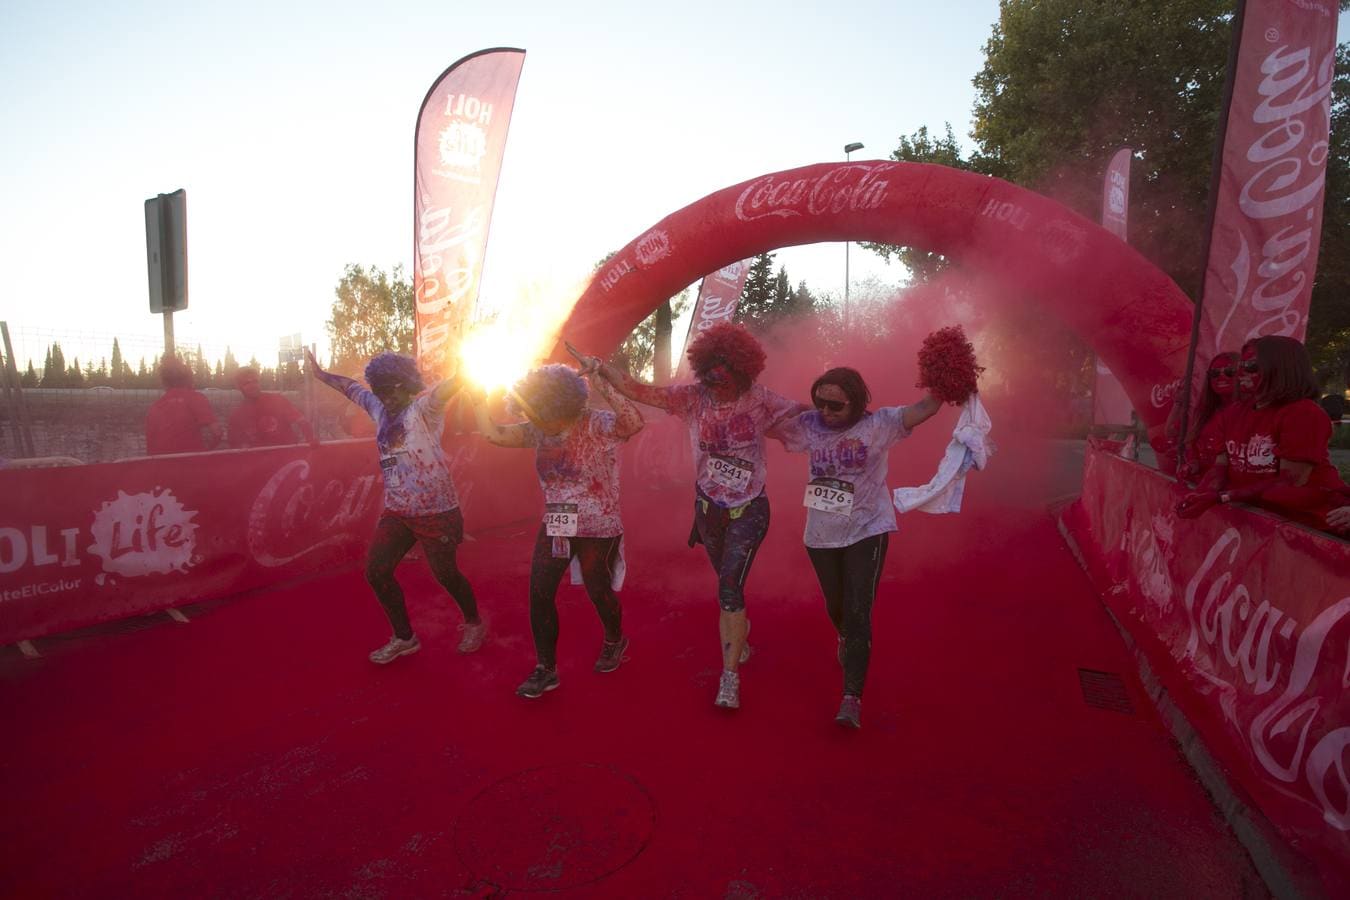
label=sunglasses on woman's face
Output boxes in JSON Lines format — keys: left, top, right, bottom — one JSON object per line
{"left": 813, "top": 396, "right": 848, "bottom": 413}
{"left": 1208, "top": 366, "right": 1236, "bottom": 377}
{"left": 1240, "top": 361, "right": 1260, "bottom": 373}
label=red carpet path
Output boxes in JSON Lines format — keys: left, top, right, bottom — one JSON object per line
{"left": 0, "top": 441, "right": 1268, "bottom": 897}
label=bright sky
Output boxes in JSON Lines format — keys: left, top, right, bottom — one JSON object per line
{"left": 0, "top": 0, "right": 999, "bottom": 370}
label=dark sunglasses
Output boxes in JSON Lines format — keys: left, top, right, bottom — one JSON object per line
{"left": 1240, "top": 361, "right": 1260, "bottom": 373}
{"left": 1208, "top": 366, "right": 1236, "bottom": 377}
{"left": 813, "top": 396, "right": 848, "bottom": 413}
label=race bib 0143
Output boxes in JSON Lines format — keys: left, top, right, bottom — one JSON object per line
{"left": 544, "top": 503, "right": 579, "bottom": 537}
{"left": 804, "top": 477, "right": 854, "bottom": 516}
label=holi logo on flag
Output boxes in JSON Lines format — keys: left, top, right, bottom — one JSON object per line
{"left": 435, "top": 93, "right": 494, "bottom": 182}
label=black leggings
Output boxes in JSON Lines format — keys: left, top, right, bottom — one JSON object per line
{"left": 806, "top": 532, "right": 889, "bottom": 697}
{"left": 365, "top": 509, "right": 479, "bottom": 640}
{"left": 692, "top": 492, "right": 771, "bottom": 612}
{"left": 528, "top": 527, "right": 623, "bottom": 667}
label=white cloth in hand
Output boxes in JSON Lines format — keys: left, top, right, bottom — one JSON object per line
{"left": 893, "top": 394, "right": 993, "bottom": 515}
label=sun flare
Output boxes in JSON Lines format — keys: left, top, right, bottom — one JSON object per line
{"left": 458, "top": 275, "right": 588, "bottom": 393}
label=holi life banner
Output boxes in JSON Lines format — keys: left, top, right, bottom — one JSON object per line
{"left": 1063, "top": 443, "right": 1350, "bottom": 893}
{"left": 413, "top": 48, "right": 525, "bottom": 377}
{"left": 1197, "top": 0, "right": 1338, "bottom": 361}
{"left": 0, "top": 438, "right": 538, "bottom": 646}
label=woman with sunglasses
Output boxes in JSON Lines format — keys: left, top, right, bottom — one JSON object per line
{"left": 594, "top": 322, "right": 803, "bottom": 710}
{"left": 1178, "top": 336, "right": 1348, "bottom": 531}
{"left": 773, "top": 367, "right": 940, "bottom": 728}
{"left": 472, "top": 363, "right": 644, "bottom": 698}
{"left": 1176, "top": 351, "right": 1244, "bottom": 482}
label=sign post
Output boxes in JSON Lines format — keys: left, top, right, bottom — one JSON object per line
{"left": 145, "top": 189, "right": 188, "bottom": 357}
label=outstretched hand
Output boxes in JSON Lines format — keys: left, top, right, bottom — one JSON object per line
{"left": 1176, "top": 491, "right": 1218, "bottom": 519}
{"left": 304, "top": 347, "right": 322, "bottom": 374}
{"left": 1327, "top": 505, "right": 1350, "bottom": 535}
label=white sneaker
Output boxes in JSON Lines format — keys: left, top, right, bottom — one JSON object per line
{"left": 369, "top": 634, "right": 420, "bottom": 665}
{"left": 714, "top": 670, "right": 740, "bottom": 709}
{"left": 457, "top": 619, "right": 487, "bottom": 653}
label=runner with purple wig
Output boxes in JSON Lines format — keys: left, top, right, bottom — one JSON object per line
{"left": 307, "top": 349, "right": 485, "bottom": 664}
{"left": 472, "top": 361, "right": 643, "bottom": 699}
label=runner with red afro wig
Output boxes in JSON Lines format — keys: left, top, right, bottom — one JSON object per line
{"left": 592, "top": 321, "right": 804, "bottom": 711}
{"left": 685, "top": 322, "right": 766, "bottom": 393}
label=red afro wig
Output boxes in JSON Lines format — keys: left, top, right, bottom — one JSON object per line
{"left": 685, "top": 322, "right": 766, "bottom": 389}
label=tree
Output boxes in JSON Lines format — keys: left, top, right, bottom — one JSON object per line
{"left": 110, "top": 338, "right": 125, "bottom": 386}
{"left": 735, "top": 253, "right": 816, "bottom": 331}
{"left": 735, "top": 253, "right": 778, "bottom": 327}
{"left": 67, "top": 356, "right": 84, "bottom": 387}
{"left": 21, "top": 361, "right": 38, "bottom": 388}
{"left": 860, "top": 124, "right": 977, "bottom": 281}
{"left": 326, "top": 264, "right": 414, "bottom": 374}
{"left": 609, "top": 287, "right": 692, "bottom": 380}
{"left": 874, "top": 0, "right": 1350, "bottom": 375}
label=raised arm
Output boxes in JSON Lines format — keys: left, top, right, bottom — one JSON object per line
{"left": 595, "top": 360, "right": 675, "bottom": 410}
{"left": 428, "top": 373, "right": 465, "bottom": 410}
{"left": 306, "top": 348, "right": 359, "bottom": 396}
{"left": 587, "top": 362, "right": 644, "bottom": 439}
{"left": 902, "top": 393, "right": 942, "bottom": 431}
{"left": 468, "top": 389, "right": 532, "bottom": 448}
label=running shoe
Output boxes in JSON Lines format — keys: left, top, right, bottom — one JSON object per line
{"left": 594, "top": 635, "right": 629, "bottom": 673}
{"left": 714, "top": 670, "right": 740, "bottom": 709}
{"left": 835, "top": 694, "right": 862, "bottom": 729}
{"left": 457, "top": 619, "right": 488, "bottom": 654}
{"left": 516, "top": 666, "right": 560, "bottom": 698}
{"left": 369, "top": 634, "right": 420, "bottom": 665}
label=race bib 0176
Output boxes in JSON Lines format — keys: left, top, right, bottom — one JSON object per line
{"left": 803, "top": 477, "right": 855, "bottom": 515}
{"left": 544, "top": 502, "right": 579, "bottom": 537}
{"left": 706, "top": 454, "right": 753, "bottom": 492}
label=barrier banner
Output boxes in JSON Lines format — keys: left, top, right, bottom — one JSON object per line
{"left": 0, "top": 442, "right": 387, "bottom": 644}
{"left": 1064, "top": 444, "right": 1350, "bottom": 893}
{"left": 674, "top": 259, "right": 751, "bottom": 380}
{"left": 413, "top": 48, "right": 525, "bottom": 376}
{"left": 1093, "top": 147, "right": 1135, "bottom": 426}
{"left": 1198, "top": 0, "right": 1338, "bottom": 358}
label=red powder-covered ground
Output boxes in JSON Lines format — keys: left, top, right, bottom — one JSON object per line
{"left": 0, "top": 435, "right": 1267, "bottom": 897}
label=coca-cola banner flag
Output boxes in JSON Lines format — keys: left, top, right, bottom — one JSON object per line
{"left": 1198, "top": 1, "right": 1338, "bottom": 358}
{"left": 1064, "top": 444, "right": 1350, "bottom": 894}
{"left": 414, "top": 48, "right": 525, "bottom": 376}
{"left": 674, "top": 259, "right": 752, "bottom": 380}
{"left": 1094, "top": 147, "right": 1135, "bottom": 425}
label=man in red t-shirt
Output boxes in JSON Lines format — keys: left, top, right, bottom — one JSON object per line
{"left": 144, "top": 357, "right": 222, "bottom": 455}
{"left": 227, "top": 367, "right": 316, "bottom": 448}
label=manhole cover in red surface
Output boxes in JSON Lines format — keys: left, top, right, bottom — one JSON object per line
{"left": 454, "top": 763, "right": 656, "bottom": 892}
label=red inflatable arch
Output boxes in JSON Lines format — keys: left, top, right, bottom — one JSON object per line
{"left": 558, "top": 161, "right": 1193, "bottom": 438}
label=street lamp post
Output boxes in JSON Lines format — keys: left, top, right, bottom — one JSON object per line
{"left": 843, "top": 142, "right": 864, "bottom": 331}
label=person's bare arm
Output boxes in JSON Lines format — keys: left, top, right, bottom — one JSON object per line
{"left": 428, "top": 374, "right": 465, "bottom": 410}
{"left": 587, "top": 362, "right": 644, "bottom": 438}
{"left": 305, "top": 348, "right": 358, "bottom": 396}
{"left": 595, "top": 361, "right": 674, "bottom": 410}
{"left": 468, "top": 390, "right": 531, "bottom": 448}
{"left": 902, "top": 393, "right": 942, "bottom": 431}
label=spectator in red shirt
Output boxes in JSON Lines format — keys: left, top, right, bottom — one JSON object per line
{"left": 144, "top": 356, "right": 222, "bottom": 455}
{"left": 1178, "top": 336, "right": 1348, "bottom": 532}
{"left": 227, "top": 367, "right": 316, "bottom": 448}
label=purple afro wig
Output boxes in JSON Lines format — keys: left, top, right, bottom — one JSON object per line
{"left": 365, "top": 353, "right": 424, "bottom": 394}
{"left": 508, "top": 364, "right": 589, "bottom": 423}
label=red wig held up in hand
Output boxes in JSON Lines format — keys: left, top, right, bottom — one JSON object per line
{"left": 685, "top": 322, "right": 766, "bottom": 392}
